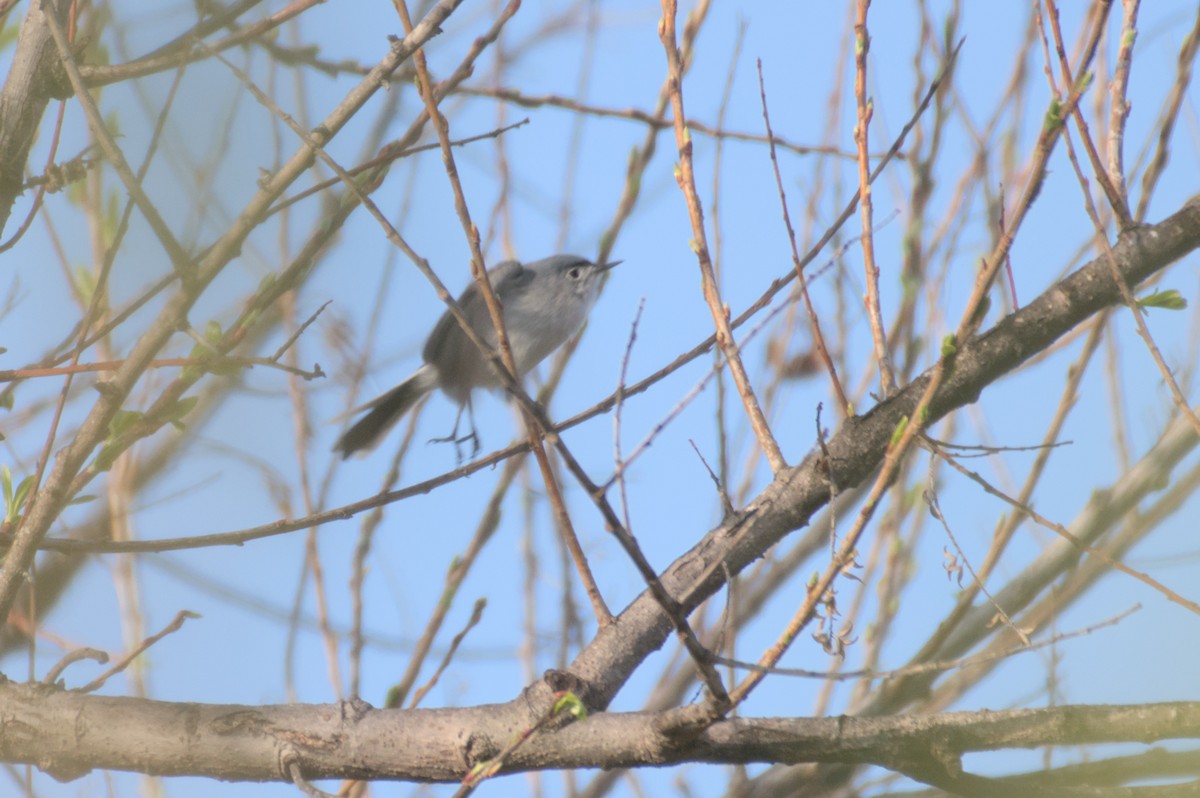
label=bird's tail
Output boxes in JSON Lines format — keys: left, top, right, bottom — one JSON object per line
{"left": 334, "top": 365, "right": 438, "bottom": 459}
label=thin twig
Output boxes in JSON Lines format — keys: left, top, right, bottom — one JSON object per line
{"left": 924, "top": 458, "right": 1030, "bottom": 646}
{"left": 41, "top": 647, "right": 107, "bottom": 686}
{"left": 613, "top": 300, "right": 647, "bottom": 536}
{"left": 409, "top": 598, "right": 487, "bottom": 708}
{"left": 1107, "top": 0, "right": 1139, "bottom": 209}
{"left": 757, "top": 60, "right": 850, "bottom": 416}
{"left": 1044, "top": 0, "right": 1134, "bottom": 229}
{"left": 0, "top": 355, "right": 325, "bottom": 382}
{"left": 455, "top": 85, "right": 865, "bottom": 160}
{"left": 265, "top": 120, "right": 529, "bottom": 220}
{"left": 661, "top": 0, "right": 786, "bottom": 475}
{"left": 1046, "top": 40, "right": 1200, "bottom": 441}
{"left": 932, "top": 441, "right": 1200, "bottom": 616}
{"left": 270, "top": 300, "right": 330, "bottom": 362}
{"left": 853, "top": 0, "right": 897, "bottom": 396}
{"left": 75, "top": 610, "right": 199, "bottom": 694}
{"left": 712, "top": 605, "right": 1137, "bottom": 681}
{"left": 1134, "top": 2, "right": 1200, "bottom": 221}
{"left": 688, "top": 440, "right": 733, "bottom": 518}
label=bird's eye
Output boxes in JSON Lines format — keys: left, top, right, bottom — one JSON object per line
{"left": 568, "top": 266, "right": 583, "bottom": 280}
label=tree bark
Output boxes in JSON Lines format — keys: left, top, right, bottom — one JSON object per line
{"left": 0, "top": 0, "right": 71, "bottom": 232}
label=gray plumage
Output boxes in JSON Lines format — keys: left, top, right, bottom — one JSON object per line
{"left": 335, "top": 254, "right": 618, "bottom": 459}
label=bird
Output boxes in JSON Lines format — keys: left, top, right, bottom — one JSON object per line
{"left": 334, "top": 254, "right": 619, "bottom": 459}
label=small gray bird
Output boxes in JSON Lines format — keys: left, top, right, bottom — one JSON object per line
{"left": 335, "top": 254, "right": 619, "bottom": 459}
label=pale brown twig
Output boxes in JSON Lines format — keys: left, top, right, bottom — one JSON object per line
{"left": 1107, "top": 0, "right": 1139, "bottom": 209}
{"left": 853, "top": 0, "right": 897, "bottom": 396}
{"left": 1134, "top": 3, "right": 1200, "bottom": 221}
{"left": 42, "top": 8, "right": 192, "bottom": 278}
{"left": 956, "top": 2, "right": 1109, "bottom": 340}
{"left": 719, "top": 39, "right": 968, "bottom": 712}
{"left": 75, "top": 610, "right": 199, "bottom": 694}
{"left": 41, "top": 647, "right": 107, "bottom": 686}
{"left": 709, "top": 19, "right": 746, "bottom": 511}
{"left": 661, "top": 0, "right": 786, "bottom": 476}
{"left": 409, "top": 598, "right": 487, "bottom": 709}
{"left": 1044, "top": 0, "right": 1134, "bottom": 230}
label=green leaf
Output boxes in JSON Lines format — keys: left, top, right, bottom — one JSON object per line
{"left": 166, "top": 396, "right": 199, "bottom": 423}
{"left": 11, "top": 475, "right": 34, "bottom": 517}
{"left": 103, "top": 190, "right": 120, "bottom": 250}
{"left": 889, "top": 415, "right": 910, "bottom": 449}
{"left": 256, "top": 272, "right": 277, "bottom": 296}
{"left": 103, "top": 109, "right": 121, "bottom": 138}
{"left": 96, "top": 410, "right": 144, "bottom": 472}
{"left": 4, "top": 471, "right": 35, "bottom": 525}
{"left": 67, "top": 174, "right": 91, "bottom": 205}
{"left": 552, "top": 691, "right": 587, "bottom": 720}
{"left": 94, "top": 443, "right": 122, "bottom": 472}
{"left": 72, "top": 267, "right": 97, "bottom": 305}
{"left": 166, "top": 395, "right": 200, "bottom": 430}
{"left": 1136, "top": 289, "right": 1186, "bottom": 311}
{"left": 108, "top": 409, "right": 143, "bottom": 438}
{"left": 1043, "top": 98, "right": 1064, "bottom": 133}
{"left": 940, "top": 334, "right": 958, "bottom": 358}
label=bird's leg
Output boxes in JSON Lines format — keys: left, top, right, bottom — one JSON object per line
{"left": 462, "top": 397, "right": 481, "bottom": 457}
{"left": 428, "top": 400, "right": 480, "bottom": 464}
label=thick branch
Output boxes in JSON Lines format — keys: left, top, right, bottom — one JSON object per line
{"left": 0, "top": 0, "right": 70, "bottom": 229}
{"left": 1, "top": 680, "right": 1196, "bottom": 784}
{"left": 568, "top": 198, "right": 1200, "bottom": 709}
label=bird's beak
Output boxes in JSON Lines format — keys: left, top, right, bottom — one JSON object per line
{"left": 597, "top": 259, "right": 622, "bottom": 273}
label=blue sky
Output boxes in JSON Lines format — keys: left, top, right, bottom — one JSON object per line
{"left": 2, "top": 1, "right": 1199, "bottom": 795}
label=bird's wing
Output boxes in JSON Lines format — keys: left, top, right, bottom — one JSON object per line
{"left": 422, "top": 259, "right": 525, "bottom": 364}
